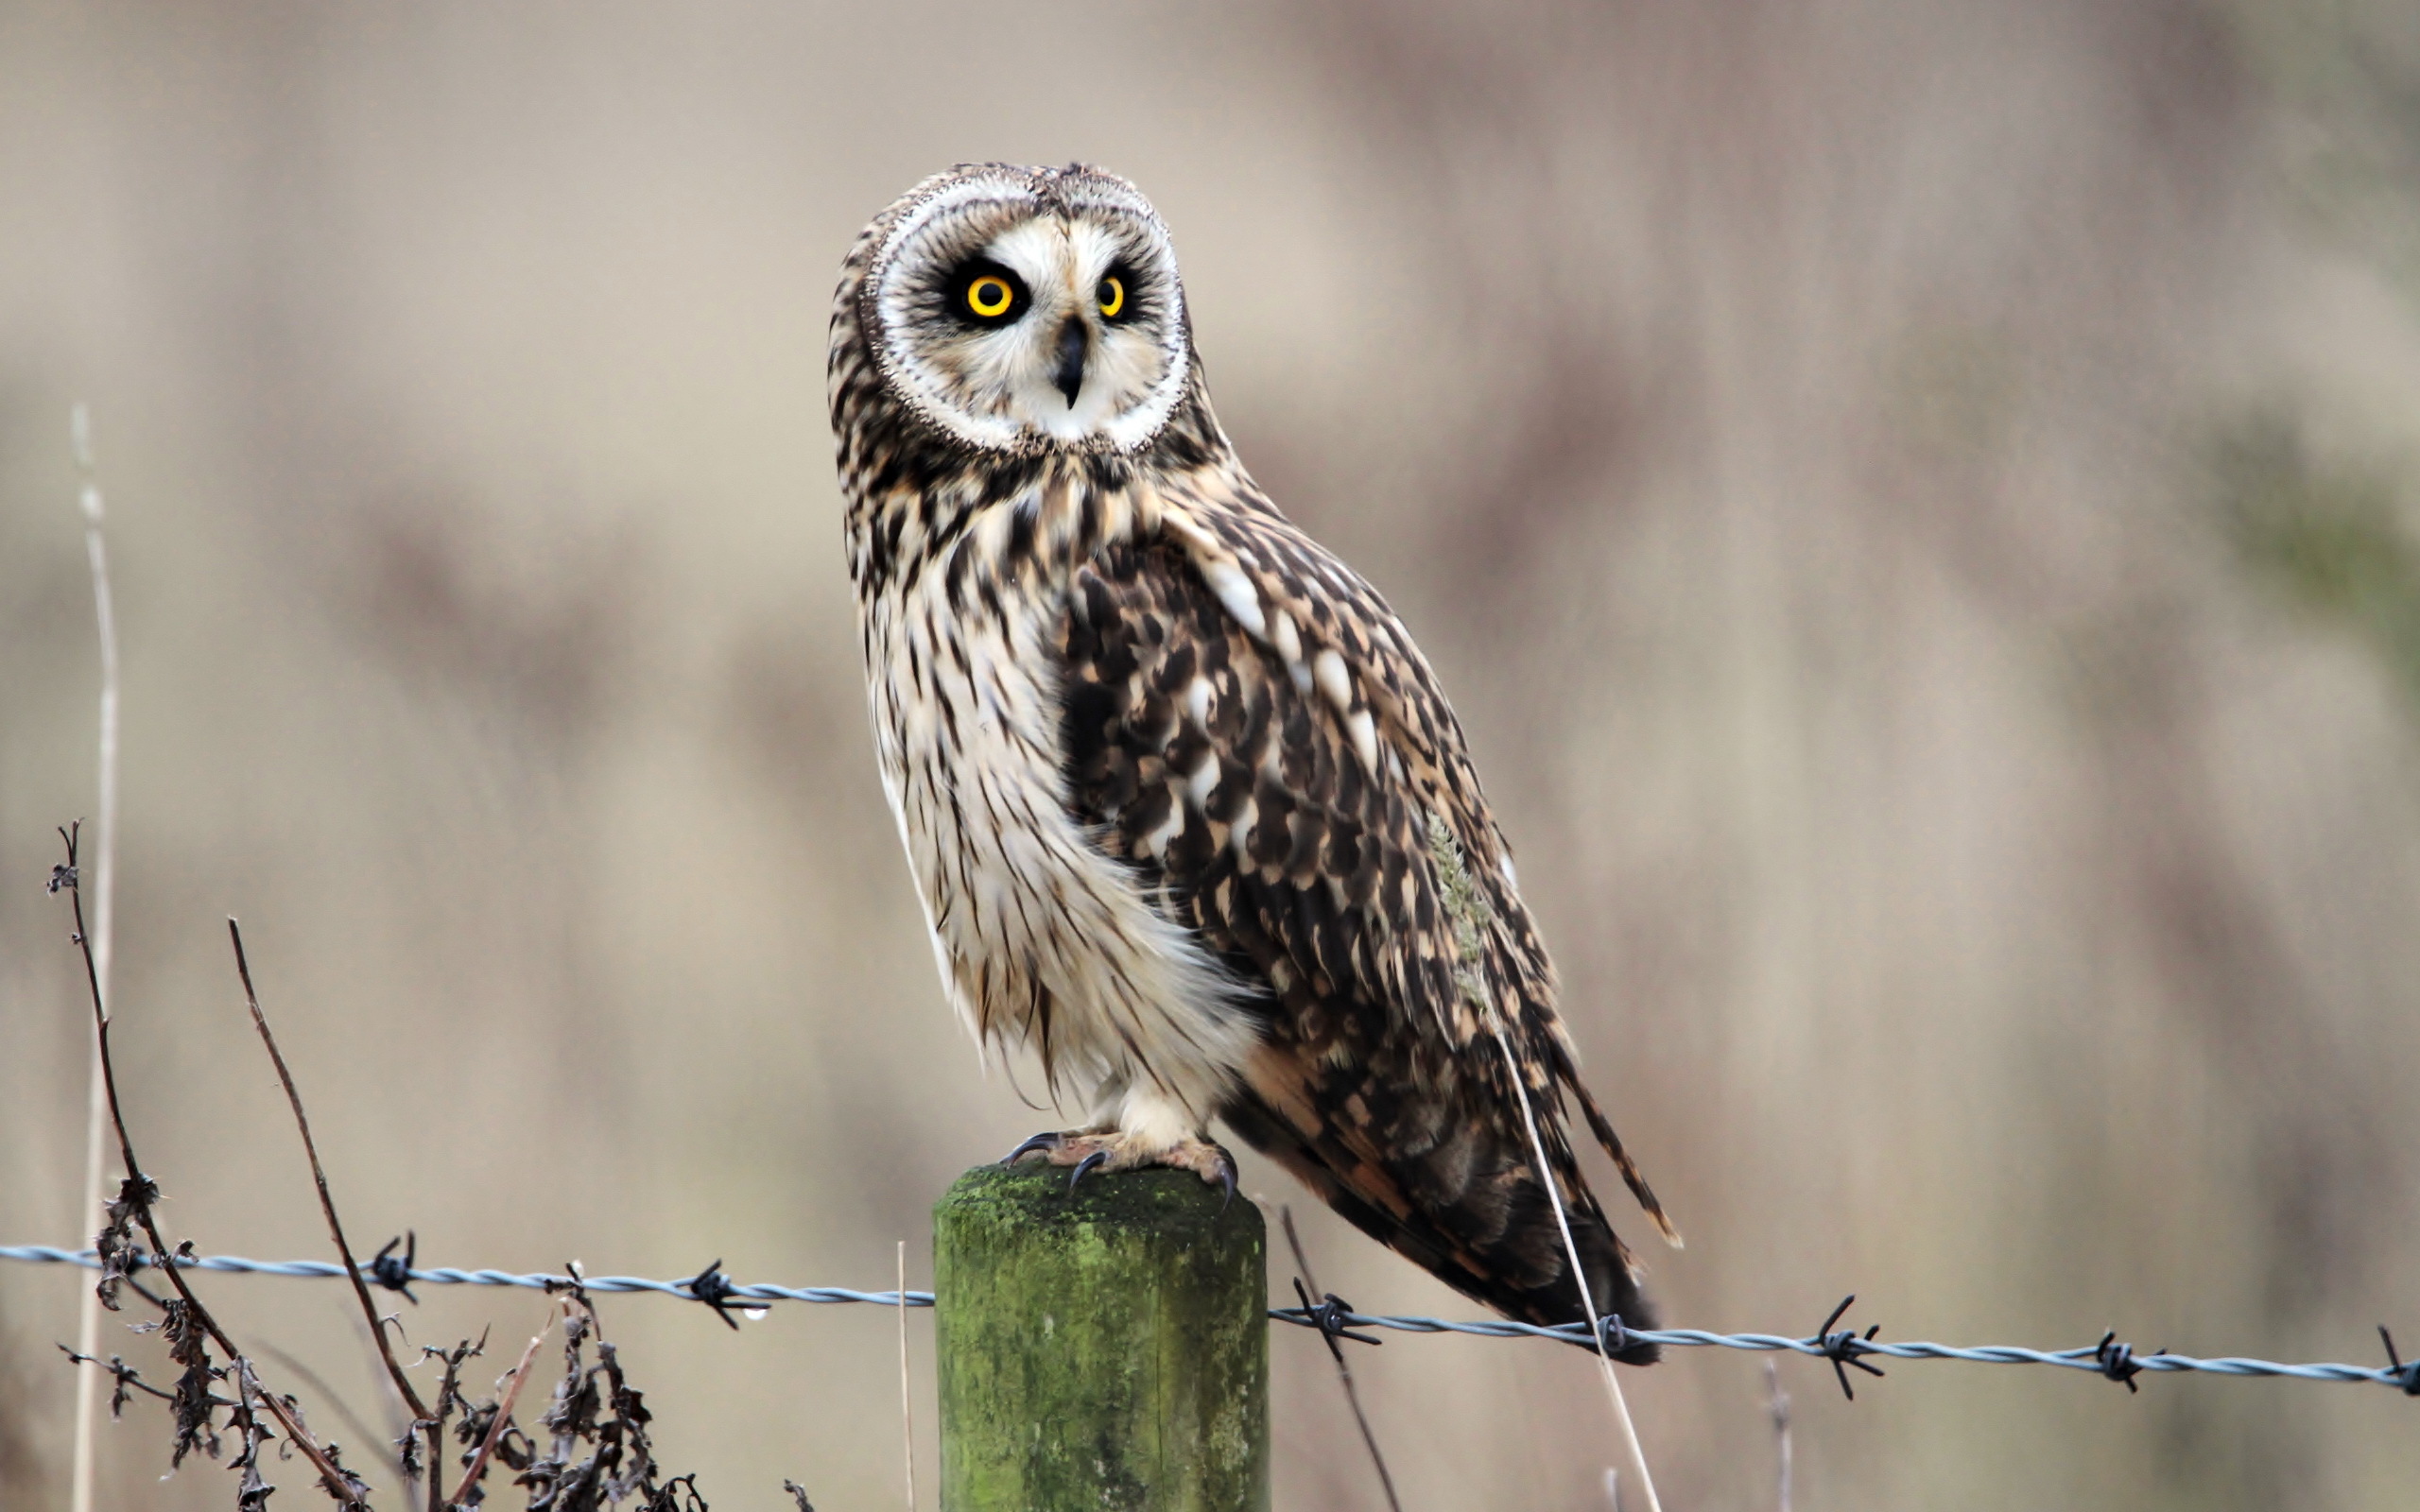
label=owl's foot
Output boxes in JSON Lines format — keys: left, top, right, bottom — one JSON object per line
{"left": 1000, "top": 1130, "right": 1238, "bottom": 1206}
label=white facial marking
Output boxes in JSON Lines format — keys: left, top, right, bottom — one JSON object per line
{"left": 868, "top": 169, "right": 1192, "bottom": 455}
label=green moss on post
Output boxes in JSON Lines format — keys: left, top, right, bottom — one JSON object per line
{"left": 934, "top": 1163, "right": 1270, "bottom": 1512}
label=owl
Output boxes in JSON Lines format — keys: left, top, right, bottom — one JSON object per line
{"left": 828, "top": 163, "right": 1677, "bottom": 1353}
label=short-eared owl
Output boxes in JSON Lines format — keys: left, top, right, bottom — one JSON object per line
{"left": 829, "top": 163, "right": 1676, "bottom": 1350}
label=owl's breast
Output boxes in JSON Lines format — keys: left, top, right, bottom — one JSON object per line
{"left": 847, "top": 467, "right": 1258, "bottom": 1116}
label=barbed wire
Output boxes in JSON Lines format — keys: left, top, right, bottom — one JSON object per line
{"left": 0, "top": 1245, "right": 925, "bottom": 1309}
{"left": 9, "top": 1243, "right": 2414, "bottom": 1399}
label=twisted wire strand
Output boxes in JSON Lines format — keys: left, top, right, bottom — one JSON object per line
{"left": 6, "top": 1245, "right": 2408, "bottom": 1392}
{"left": 0, "top": 1246, "right": 925, "bottom": 1309}
{"left": 1264, "top": 1312, "right": 2407, "bottom": 1385}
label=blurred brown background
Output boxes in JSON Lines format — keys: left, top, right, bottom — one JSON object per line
{"left": 5, "top": 1, "right": 2419, "bottom": 1507}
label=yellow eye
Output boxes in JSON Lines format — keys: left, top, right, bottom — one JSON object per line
{"left": 1097, "top": 274, "right": 1126, "bottom": 319}
{"left": 966, "top": 274, "right": 1014, "bottom": 318}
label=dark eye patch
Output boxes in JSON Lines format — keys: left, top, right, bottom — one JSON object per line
{"left": 1098, "top": 261, "right": 1142, "bottom": 323}
{"left": 1110, "top": 258, "right": 1167, "bottom": 329}
{"left": 947, "top": 259, "right": 1028, "bottom": 326}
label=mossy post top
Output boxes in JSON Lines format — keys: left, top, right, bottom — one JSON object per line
{"left": 935, "top": 1161, "right": 1261, "bottom": 1236}
{"left": 933, "top": 1163, "right": 1270, "bottom": 1512}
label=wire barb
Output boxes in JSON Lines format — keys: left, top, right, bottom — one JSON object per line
{"left": 1809, "top": 1295, "right": 1886, "bottom": 1401}
{"left": 1290, "top": 1277, "right": 1382, "bottom": 1360}
{"left": 2379, "top": 1327, "right": 2419, "bottom": 1397}
{"left": 685, "top": 1259, "right": 751, "bottom": 1330}
{"left": 1598, "top": 1314, "right": 1633, "bottom": 1360}
{"left": 369, "top": 1232, "right": 418, "bottom": 1303}
{"left": 2093, "top": 1332, "right": 2162, "bottom": 1393}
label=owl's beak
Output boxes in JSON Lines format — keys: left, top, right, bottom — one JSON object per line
{"left": 1052, "top": 318, "right": 1088, "bottom": 406}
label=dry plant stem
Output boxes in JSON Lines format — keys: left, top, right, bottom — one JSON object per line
{"left": 445, "top": 1321, "right": 549, "bottom": 1507}
{"left": 58, "top": 830, "right": 368, "bottom": 1506}
{"left": 1278, "top": 1207, "right": 1402, "bottom": 1512}
{"left": 897, "top": 1239, "right": 917, "bottom": 1512}
{"left": 252, "top": 1340, "right": 400, "bottom": 1486}
{"left": 69, "top": 403, "right": 120, "bottom": 1512}
{"left": 59, "top": 1347, "right": 178, "bottom": 1406}
{"left": 234, "top": 1360, "right": 274, "bottom": 1507}
{"left": 424, "top": 1328, "right": 491, "bottom": 1490}
{"left": 1485, "top": 1019, "right": 1660, "bottom": 1512}
{"left": 228, "top": 915, "right": 443, "bottom": 1511}
{"left": 334, "top": 1307, "right": 421, "bottom": 1466}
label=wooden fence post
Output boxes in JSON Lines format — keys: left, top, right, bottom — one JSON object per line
{"left": 933, "top": 1162, "right": 1270, "bottom": 1511}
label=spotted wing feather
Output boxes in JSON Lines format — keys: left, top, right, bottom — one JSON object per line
{"left": 1059, "top": 533, "right": 1660, "bottom": 1354}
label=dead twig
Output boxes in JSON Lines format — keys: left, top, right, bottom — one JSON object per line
{"left": 68, "top": 403, "right": 121, "bottom": 1512}
{"left": 512, "top": 1275, "right": 691, "bottom": 1506}
{"left": 54, "top": 824, "right": 369, "bottom": 1506}
{"left": 60, "top": 1345, "right": 179, "bottom": 1412}
{"left": 1485, "top": 1011, "right": 1660, "bottom": 1509}
{"left": 1429, "top": 813, "right": 1661, "bottom": 1511}
{"left": 251, "top": 1339, "right": 403, "bottom": 1490}
{"left": 50, "top": 828, "right": 731, "bottom": 1506}
{"left": 406, "top": 1331, "right": 488, "bottom": 1490}
{"left": 233, "top": 1358, "right": 276, "bottom": 1510}
{"left": 445, "top": 1320, "right": 551, "bottom": 1506}
{"left": 1279, "top": 1207, "right": 1402, "bottom": 1512}
{"left": 229, "top": 918, "right": 445, "bottom": 1510}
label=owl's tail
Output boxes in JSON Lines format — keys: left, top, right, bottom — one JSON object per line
{"left": 1553, "top": 1040, "right": 1683, "bottom": 1249}
{"left": 1221, "top": 1061, "right": 1662, "bottom": 1366}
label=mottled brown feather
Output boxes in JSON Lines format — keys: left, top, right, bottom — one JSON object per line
{"left": 1058, "top": 536, "right": 1662, "bottom": 1354}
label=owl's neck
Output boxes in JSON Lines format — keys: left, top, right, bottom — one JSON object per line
{"left": 840, "top": 380, "right": 1252, "bottom": 604}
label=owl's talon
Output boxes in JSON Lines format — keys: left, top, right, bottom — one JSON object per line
{"left": 994, "top": 1130, "right": 1233, "bottom": 1197}
{"left": 1001, "top": 1132, "right": 1063, "bottom": 1166}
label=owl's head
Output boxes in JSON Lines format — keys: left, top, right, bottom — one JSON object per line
{"left": 849, "top": 164, "right": 1192, "bottom": 455}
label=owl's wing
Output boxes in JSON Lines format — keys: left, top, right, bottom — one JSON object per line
{"left": 1058, "top": 507, "right": 1672, "bottom": 1348}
